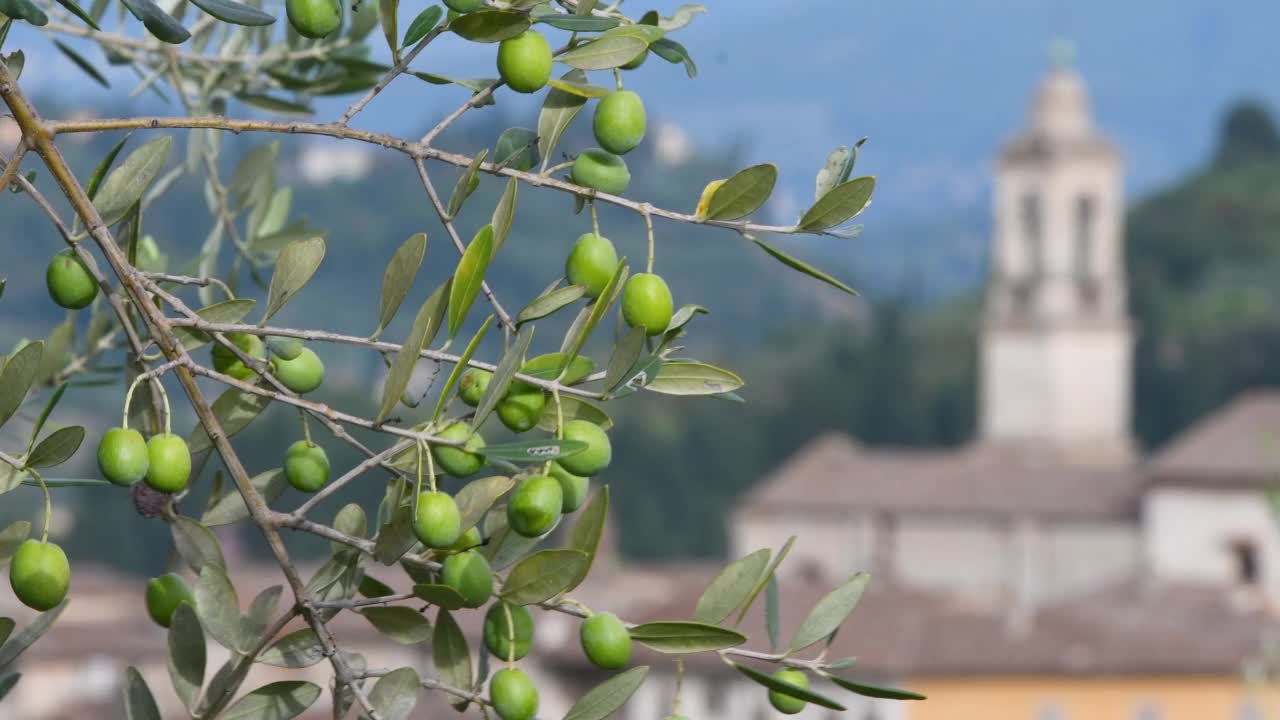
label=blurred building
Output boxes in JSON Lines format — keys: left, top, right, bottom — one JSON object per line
{"left": 601, "top": 56, "right": 1280, "bottom": 720}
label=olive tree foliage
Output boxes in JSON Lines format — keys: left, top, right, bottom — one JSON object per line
{"left": 0, "top": 0, "right": 913, "bottom": 717}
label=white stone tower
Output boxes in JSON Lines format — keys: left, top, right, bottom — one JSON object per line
{"left": 979, "top": 47, "right": 1135, "bottom": 465}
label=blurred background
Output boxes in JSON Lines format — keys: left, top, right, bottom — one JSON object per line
{"left": 5, "top": 1, "right": 1280, "bottom": 719}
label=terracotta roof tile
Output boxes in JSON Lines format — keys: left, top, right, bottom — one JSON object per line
{"left": 1148, "top": 390, "right": 1280, "bottom": 486}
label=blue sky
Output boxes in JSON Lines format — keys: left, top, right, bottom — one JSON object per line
{"left": 11, "top": 1, "right": 1280, "bottom": 228}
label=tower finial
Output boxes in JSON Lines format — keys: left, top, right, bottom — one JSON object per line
{"left": 1048, "top": 37, "right": 1076, "bottom": 69}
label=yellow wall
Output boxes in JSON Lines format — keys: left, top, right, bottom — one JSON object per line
{"left": 904, "top": 675, "right": 1280, "bottom": 720}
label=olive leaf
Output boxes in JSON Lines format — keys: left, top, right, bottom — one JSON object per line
{"left": 412, "top": 583, "right": 467, "bottom": 610}
{"left": 367, "top": 667, "right": 421, "bottom": 720}
{"left": 732, "top": 663, "right": 847, "bottom": 711}
{"left": 629, "top": 621, "right": 747, "bottom": 654}
{"left": 500, "top": 549, "right": 589, "bottom": 605}
{"left": 167, "top": 604, "right": 205, "bottom": 711}
{"left": 494, "top": 129, "right": 539, "bottom": 174}
{"left": 750, "top": 237, "right": 858, "bottom": 296}
{"left": 432, "top": 611, "right": 471, "bottom": 710}
{"left": 650, "top": 37, "right": 696, "bottom": 78}
{"left": 517, "top": 284, "right": 586, "bottom": 326}
{"left": 373, "top": 503, "right": 417, "bottom": 565}
{"left": 361, "top": 607, "right": 432, "bottom": 644}
{"left": 704, "top": 164, "right": 777, "bottom": 221}
{"left": 491, "top": 177, "right": 520, "bottom": 252}
{"left": 559, "top": 26, "right": 658, "bottom": 70}
{"left": 86, "top": 135, "right": 130, "bottom": 201}
{"left": 0, "top": 600, "right": 66, "bottom": 668}
{"left": 0, "top": 521, "right": 29, "bottom": 566}
{"left": 451, "top": 9, "right": 530, "bottom": 42}
{"left": 188, "top": 0, "right": 274, "bottom": 26}
{"left": 123, "top": 666, "right": 162, "bottom": 720}
{"left": 789, "top": 572, "right": 870, "bottom": 652}
{"left": 471, "top": 325, "right": 533, "bottom": 431}
{"left": 195, "top": 565, "right": 246, "bottom": 653}
{"left": 332, "top": 503, "right": 368, "bottom": 555}
{"left": 546, "top": 77, "right": 612, "bottom": 98}
{"left": 29, "top": 383, "right": 70, "bottom": 451}
{"left": 693, "top": 548, "right": 771, "bottom": 625}
{"left": 173, "top": 299, "right": 257, "bottom": 350}
{"left": 815, "top": 139, "right": 865, "bottom": 202}
{"left": 120, "top": 0, "right": 188, "bottom": 42}
{"left": 53, "top": 40, "right": 107, "bottom": 87}
{"left": 644, "top": 361, "right": 743, "bottom": 396}
{"left": 561, "top": 259, "right": 628, "bottom": 371}
{"left": 480, "top": 438, "right": 587, "bottom": 463}
{"left": 374, "top": 232, "right": 429, "bottom": 339}
{"left": 0, "top": 341, "right": 43, "bottom": 430}
{"left": 258, "top": 629, "right": 325, "bottom": 668}
{"left": 447, "top": 225, "right": 494, "bottom": 339}
{"left": 798, "top": 176, "right": 876, "bottom": 231}
{"left": 0, "top": 672, "right": 15, "bottom": 703}
{"left": 190, "top": 387, "right": 271, "bottom": 453}
{"left": 562, "top": 665, "right": 649, "bottom": 720}
{"left": 24, "top": 425, "right": 84, "bottom": 468}
{"left": 0, "top": 0, "right": 47, "bottom": 26}
{"left": 171, "top": 516, "right": 227, "bottom": 572}
{"left": 0, "top": 620, "right": 12, "bottom": 652}
{"left": 377, "top": 278, "right": 450, "bottom": 423}
{"left": 563, "top": 486, "right": 609, "bottom": 593}
{"left": 765, "top": 574, "right": 780, "bottom": 651}
{"left": 455, "top": 475, "right": 516, "bottom": 534}
{"left": 536, "top": 14, "right": 618, "bottom": 31}
{"left": 538, "top": 69, "right": 590, "bottom": 171}
{"left": 379, "top": 0, "right": 399, "bottom": 58}
{"left": 201, "top": 469, "right": 286, "bottom": 526}
{"left": 222, "top": 680, "right": 321, "bottom": 719}
{"left": 35, "top": 320, "right": 72, "bottom": 386}
{"left": 402, "top": 5, "right": 442, "bottom": 46}
{"left": 243, "top": 585, "right": 282, "bottom": 642}
{"left": 825, "top": 675, "right": 926, "bottom": 700}
{"left": 266, "top": 336, "right": 302, "bottom": 360}
{"left": 94, "top": 136, "right": 172, "bottom": 226}
{"left": 262, "top": 235, "right": 325, "bottom": 323}
{"left": 448, "top": 149, "right": 489, "bottom": 220}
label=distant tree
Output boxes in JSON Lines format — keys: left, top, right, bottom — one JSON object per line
{"left": 1215, "top": 100, "right": 1280, "bottom": 168}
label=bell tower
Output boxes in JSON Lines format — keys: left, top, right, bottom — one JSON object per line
{"left": 979, "top": 45, "right": 1135, "bottom": 465}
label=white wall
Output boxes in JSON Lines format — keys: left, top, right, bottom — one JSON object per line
{"left": 731, "top": 510, "right": 874, "bottom": 582}
{"left": 893, "top": 516, "right": 1008, "bottom": 594}
{"left": 1144, "top": 487, "right": 1280, "bottom": 596}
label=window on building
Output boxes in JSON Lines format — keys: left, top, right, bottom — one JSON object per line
{"left": 1020, "top": 192, "right": 1044, "bottom": 276}
{"left": 1073, "top": 194, "right": 1095, "bottom": 280}
{"left": 1230, "top": 539, "right": 1260, "bottom": 584}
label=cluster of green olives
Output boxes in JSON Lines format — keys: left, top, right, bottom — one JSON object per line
{"left": 565, "top": 232, "right": 675, "bottom": 336}
{"left": 212, "top": 333, "right": 326, "bottom": 395}
{"left": 97, "top": 425, "right": 192, "bottom": 493}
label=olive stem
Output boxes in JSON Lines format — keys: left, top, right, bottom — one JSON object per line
{"left": 613, "top": 68, "right": 623, "bottom": 91}
{"left": 643, "top": 204, "right": 655, "bottom": 274}
{"left": 590, "top": 200, "right": 601, "bottom": 237}
{"left": 541, "top": 161, "right": 574, "bottom": 175}
{"left": 299, "top": 408, "right": 314, "bottom": 446}
{"left": 414, "top": 440, "right": 425, "bottom": 499}
{"left": 30, "top": 468, "right": 51, "bottom": 543}
{"left": 672, "top": 656, "right": 685, "bottom": 715}
{"left": 426, "top": 438, "right": 438, "bottom": 493}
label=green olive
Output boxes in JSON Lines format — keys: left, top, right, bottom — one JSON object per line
{"left": 443, "top": 0, "right": 482, "bottom": 11}
{"left": 145, "top": 433, "right": 191, "bottom": 493}
{"left": 432, "top": 422, "right": 486, "bottom": 477}
{"left": 441, "top": 550, "right": 493, "bottom": 609}
{"left": 565, "top": 233, "right": 619, "bottom": 299}
{"left": 490, "top": 668, "right": 538, "bottom": 720}
{"left": 506, "top": 475, "right": 562, "bottom": 537}
{"left": 558, "top": 420, "right": 611, "bottom": 477}
{"left": 413, "top": 491, "right": 462, "bottom": 549}
{"left": 145, "top": 573, "right": 195, "bottom": 628}
{"left": 497, "top": 31, "right": 552, "bottom": 94}
{"left": 98, "top": 427, "right": 149, "bottom": 486}
{"left": 580, "top": 612, "right": 631, "bottom": 670}
{"left": 271, "top": 347, "right": 325, "bottom": 394}
{"left": 286, "top": 0, "right": 341, "bottom": 38}
{"left": 549, "top": 462, "right": 589, "bottom": 513}
{"left": 9, "top": 540, "right": 70, "bottom": 611}
{"left": 497, "top": 385, "right": 546, "bottom": 433}
{"left": 570, "top": 148, "right": 631, "bottom": 195}
{"left": 768, "top": 669, "right": 810, "bottom": 715}
{"left": 449, "top": 526, "right": 483, "bottom": 552}
{"left": 45, "top": 250, "right": 97, "bottom": 310}
{"left": 621, "top": 273, "right": 674, "bottom": 336}
{"left": 458, "top": 369, "right": 492, "bottom": 407}
{"left": 284, "top": 440, "right": 330, "bottom": 493}
{"left": 211, "top": 333, "right": 265, "bottom": 381}
{"left": 484, "top": 601, "right": 534, "bottom": 661}
{"left": 593, "top": 90, "right": 647, "bottom": 156}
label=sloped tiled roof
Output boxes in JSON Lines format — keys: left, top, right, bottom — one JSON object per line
{"left": 1147, "top": 390, "right": 1280, "bottom": 487}
{"left": 738, "top": 433, "right": 1142, "bottom": 519}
